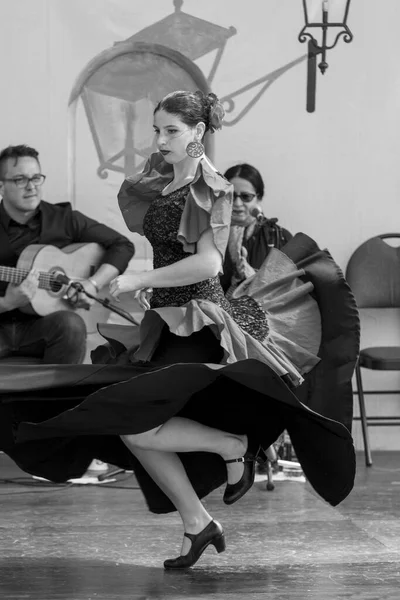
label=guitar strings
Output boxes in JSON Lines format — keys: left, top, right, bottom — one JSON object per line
{"left": 0, "top": 267, "right": 68, "bottom": 290}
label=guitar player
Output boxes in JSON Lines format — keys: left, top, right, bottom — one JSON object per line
{"left": 0, "top": 144, "right": 135, "bottom": 364}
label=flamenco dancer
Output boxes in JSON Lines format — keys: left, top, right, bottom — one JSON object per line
{"left": 2, "top": 89, "right": 359, "bottom": 570}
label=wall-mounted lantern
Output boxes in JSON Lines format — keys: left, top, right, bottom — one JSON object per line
{"left": 298, "top": 0, "right": 353, "bottom": 112}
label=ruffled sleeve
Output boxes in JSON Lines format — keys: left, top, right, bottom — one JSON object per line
{"left": 178, "top": 159, "right": 233, "bottom": 263}
{"left": 117, "top": 153, "right": 233, "bottom": 265}
{"left": 118, "top": 153, "right": 173, "bottom": 234}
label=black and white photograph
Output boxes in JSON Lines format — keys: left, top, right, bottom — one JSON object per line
{"left": 0, "top": 1, "right": 399, "bottom": 599}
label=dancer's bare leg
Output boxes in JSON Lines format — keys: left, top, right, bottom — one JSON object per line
{"left": 121, "top": 417, "right": 248, "bottom": 556}
{"left": 122, "top": 416, "right": 248, "bottom": 487}
{"left": 124, "top": 446, "right": 212, "bottom": 555}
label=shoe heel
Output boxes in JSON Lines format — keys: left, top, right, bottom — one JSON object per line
{"left": 213, "top": 534, "right": 226, "bottom": 554}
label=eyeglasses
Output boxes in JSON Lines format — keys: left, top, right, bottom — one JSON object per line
{"left": 233, "top": 191, "right": 257, "bottom": 203}
{"left": 1, "top": 174, "right": 46, "bottom": 189}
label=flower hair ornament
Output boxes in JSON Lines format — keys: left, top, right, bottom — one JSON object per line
{"left": 206, "top": 93, "right": 225, "bottom": 134}
{"left": 186, "top": 91, "right": 224, "bottom": 156}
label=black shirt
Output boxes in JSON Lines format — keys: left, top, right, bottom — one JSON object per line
{"left": 0, "top": 200, "right": 135, "bottom": 304}
{"left": 1, "top": 205, "right": 42, "bottom": 258}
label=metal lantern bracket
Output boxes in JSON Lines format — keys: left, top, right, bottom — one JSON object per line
{"left": 298, "top": 0, "right": 353, "bottom": 112}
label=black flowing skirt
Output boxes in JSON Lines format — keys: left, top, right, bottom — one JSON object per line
{"left": 0, "top": 234, "right": 360, "bottom": 513}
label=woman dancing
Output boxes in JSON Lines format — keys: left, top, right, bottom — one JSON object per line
{"left": 3, "top": 89, "right": 358, "bottom": 570}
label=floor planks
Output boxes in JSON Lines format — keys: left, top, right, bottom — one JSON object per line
{"left": 1, "top": 451, "right": 400, "bottom": 599}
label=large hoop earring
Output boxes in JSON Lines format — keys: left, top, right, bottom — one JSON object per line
{"left": 186, "top": 141, "right": 204, "bottom": 158}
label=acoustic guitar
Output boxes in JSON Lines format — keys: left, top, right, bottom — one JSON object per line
{"left": 0, "top": 243, "right": 110, "bottom": 332}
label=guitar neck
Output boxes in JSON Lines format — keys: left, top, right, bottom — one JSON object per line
{"left": 0, "top": 266, "right": 57, "bottom": 291}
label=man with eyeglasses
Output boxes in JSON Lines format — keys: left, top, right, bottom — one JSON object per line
{"left": 0, "top": 144, "right": 135, "bottom": 364}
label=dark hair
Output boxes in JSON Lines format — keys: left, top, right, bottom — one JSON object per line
{"left": 154, "top": 90, "right": 225, "bottom": 134}
{"left": 0, "top": 144, "right": 40, "bottom": 178}
{"left": 223, "top": 163, "right": 265, "bottom": 199}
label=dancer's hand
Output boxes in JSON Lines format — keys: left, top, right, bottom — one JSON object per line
{"left": 135, "top": 288, "right": 152, "bottom": 311}
{"left": 109, "top": 272, "right": 144, "bottom": 300}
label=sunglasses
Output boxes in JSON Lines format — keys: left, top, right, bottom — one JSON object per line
{"left": 232, "top": 192, "right": 257, "bottom": 203}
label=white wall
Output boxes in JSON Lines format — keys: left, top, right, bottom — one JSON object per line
{"left": 3, "top": 0, "right": 400, "bottom": 267}
{"left": 1, "top": 0, "right": 400, "bottom": 449}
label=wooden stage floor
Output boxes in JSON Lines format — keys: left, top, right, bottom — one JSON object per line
{"left": 1, "top": 451, "right": 399, "bottom": 600}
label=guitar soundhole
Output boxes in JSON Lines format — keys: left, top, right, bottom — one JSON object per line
{"left": 49, "top": 269, "right": 66, "bottom": 294}
{"left": 50, "top": 280, "right": 63, "bottom": 293}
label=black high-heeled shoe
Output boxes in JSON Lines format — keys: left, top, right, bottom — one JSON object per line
{"left": 163, "top": 520, "right": 226, "bottom": 570}
{"left": 223, "top": 444, "right": 267, "bottom": 505}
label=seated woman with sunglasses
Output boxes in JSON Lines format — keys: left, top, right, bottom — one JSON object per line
{"left": 220, "top": 163, "right": 293, "bottom": 296}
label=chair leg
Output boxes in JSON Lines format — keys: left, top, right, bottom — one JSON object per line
{"left": 265, "top": 459, "right": 275, "bottom": 491}
{"left": 263, "top": 445, "right": 276, "bottom": 491}
{"left": 265, "top": 445, "right": 277, "bottom": 463}
{"left": 355, "top": 362, "right": 373, "bottom": 467}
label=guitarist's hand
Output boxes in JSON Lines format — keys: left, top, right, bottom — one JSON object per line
{"left": 73, "top": 280, "right": 97, "bottom": 309}
{"left": 3, "top": 269, "right": 39, "bottom": 310}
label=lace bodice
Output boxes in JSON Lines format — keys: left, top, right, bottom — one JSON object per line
{"left": 143, "top": 185, "right": 268, "bottom": 342}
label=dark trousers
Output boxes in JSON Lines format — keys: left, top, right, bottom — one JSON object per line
{"left": 0, "top": 310, "right": 87, "bottom": 364}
